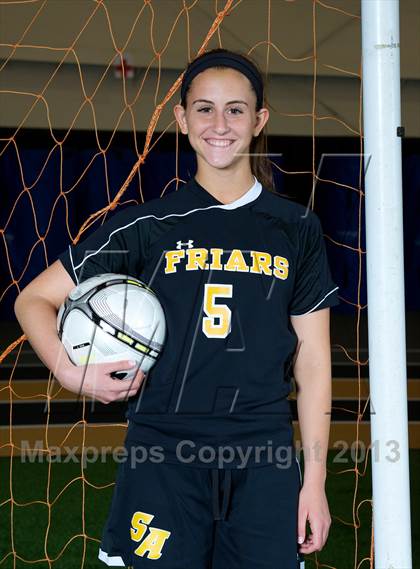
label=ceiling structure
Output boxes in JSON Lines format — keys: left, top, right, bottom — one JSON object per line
{"left": 0, "top": 0, "right": 419, "bottom": 136}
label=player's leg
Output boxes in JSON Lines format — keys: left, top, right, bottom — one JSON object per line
{"left": 98, "top": 440, "right": 215, "bottom": 569}
{"left": 211, "top": 454, "right": 301, "bottom": 569}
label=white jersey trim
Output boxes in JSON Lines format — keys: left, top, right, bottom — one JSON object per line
{"left": 98, "top": 547, "right": 125, "bottom": 566}
{"left": 289, "top": 286, "right": 339, "bottom": 317}
{"left": 218, "top": 177, "right": 261, "bottom": 210}
{"left": 68, "top": 246, "right": 78, "bottom": 285}
{"left": 68, "top": 178, "right": 262, "bottom": 284}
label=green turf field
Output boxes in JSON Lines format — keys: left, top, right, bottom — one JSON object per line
{"left": 1, "top": 450, "right": 418, "bottom": 568}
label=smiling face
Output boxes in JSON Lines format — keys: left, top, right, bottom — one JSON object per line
{"left": 174, "top": 67, "right": 269, "bottom": 176}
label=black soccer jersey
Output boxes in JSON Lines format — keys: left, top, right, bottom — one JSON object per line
{"left": 59, "top": 177, "right": 339, "bottom": 469}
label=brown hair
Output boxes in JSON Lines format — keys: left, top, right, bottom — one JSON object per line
{"left": 180, "top": 48, "right": 275, "bottom": 193}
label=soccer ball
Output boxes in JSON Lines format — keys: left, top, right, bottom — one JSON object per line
{"left": 57, "top": 274, "right": 166, "bottom": 380}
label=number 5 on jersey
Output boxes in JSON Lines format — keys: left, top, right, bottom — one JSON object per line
{"left": 202, "top": 283, "right": 233, "bottom": 339}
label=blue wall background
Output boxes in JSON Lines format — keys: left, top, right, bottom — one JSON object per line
{"left": 1, "top": 131, "right": 419, "bottom": 318}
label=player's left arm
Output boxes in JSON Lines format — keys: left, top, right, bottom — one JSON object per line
{"left": 290, "top": 306, "right": 332, "bottom": 554}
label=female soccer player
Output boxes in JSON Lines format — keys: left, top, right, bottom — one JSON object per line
{"left": 15, "top": 48, "right": 339, "bottom": 568}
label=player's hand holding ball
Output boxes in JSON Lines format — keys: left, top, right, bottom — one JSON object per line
{"left": 56, "top": 358, "right": 145, "bottom": 405}
{"left": 55, "top": 273, "right": 166, "bottom": 403}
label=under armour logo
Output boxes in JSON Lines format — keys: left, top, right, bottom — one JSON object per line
{"left": 176, "top": 240, "right": 194, "bottom": 249}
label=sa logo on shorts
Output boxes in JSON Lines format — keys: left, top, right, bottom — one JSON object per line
{"left": 130, "top": 511, "right": 171, "bottom": 559}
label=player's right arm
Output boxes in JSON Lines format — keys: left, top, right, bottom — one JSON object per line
{"left": 14, "top": 259, "right": 144, "bottom": 404}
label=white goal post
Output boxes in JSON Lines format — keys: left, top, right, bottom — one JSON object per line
{"left": 361, "top": 0, "right": 412, "bottom": 567}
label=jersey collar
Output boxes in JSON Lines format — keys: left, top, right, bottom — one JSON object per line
{"left": 187, "top": 176, "right": 262, "bottom": 210}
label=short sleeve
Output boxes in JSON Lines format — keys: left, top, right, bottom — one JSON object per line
{"left": 58, "top": 207, "right": 148, "bottom": 285}
{"left": 289, "top": 211, "right": 339, "bottom": 316}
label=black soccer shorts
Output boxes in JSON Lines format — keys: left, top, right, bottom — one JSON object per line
{"left": 99, "top": 441, "right": 304, "bottom": 569}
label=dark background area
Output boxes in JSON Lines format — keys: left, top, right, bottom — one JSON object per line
{"left": 1, "top": 129, "right": 420, "bottom": 321}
